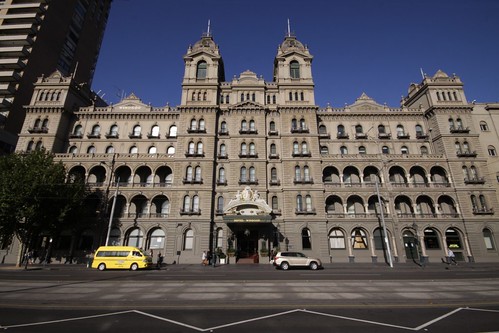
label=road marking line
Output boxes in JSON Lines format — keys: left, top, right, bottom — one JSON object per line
{"left": 204, "top": 309, "right": 302, "bottom": 331}
{"left": 414, "top": 307, "right": 463, "bottom": 331}
{"left": 302, "top": 309, "right": 415, "bottom": 331}
{"left": 0, "top": 310, "right": 133, "bottom": 329}
{"left": 132, "top": 310, "right": 204, "bottom": 331}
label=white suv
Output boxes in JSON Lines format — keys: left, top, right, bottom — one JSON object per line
{"left": 273, "top": 251, "right": 322, "bottom": 270}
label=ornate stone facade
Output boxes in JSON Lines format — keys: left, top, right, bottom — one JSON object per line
{"left": 6, "top": 31, "right": 499, "bottom": 265}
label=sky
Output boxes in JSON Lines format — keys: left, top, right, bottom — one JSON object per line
{"left": 92, "top": 0, "right": 499, "bottom": 108}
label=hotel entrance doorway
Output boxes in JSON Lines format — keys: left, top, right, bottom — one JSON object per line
{"left": 236, "top": 229, "right": 258, "bottom": 261}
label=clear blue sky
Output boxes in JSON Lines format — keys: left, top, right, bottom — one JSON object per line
{"left": 92, "top": 0, "right": 499, "bottom": 108}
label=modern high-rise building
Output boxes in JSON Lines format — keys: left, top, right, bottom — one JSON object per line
{"left": 0, "top": 0, "right": 112, "bottom": 154}
{"left": 4, "top": 28, "right": 499, "bottom": 266}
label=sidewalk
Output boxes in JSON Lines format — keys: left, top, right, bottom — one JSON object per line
{"left": 2, "top": 261, "right": 498, "bottom": 272}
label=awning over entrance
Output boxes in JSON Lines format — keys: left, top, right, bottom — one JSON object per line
{"left": 223, "top": 215, "right": 272, "bottom": 223}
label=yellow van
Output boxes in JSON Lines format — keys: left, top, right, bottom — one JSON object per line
{"left": 91, "top": 246, "right": 153, "bottom": 271}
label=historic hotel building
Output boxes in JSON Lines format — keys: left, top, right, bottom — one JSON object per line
{"left": 7, "top": 30, "right": 499, "bottom": 265}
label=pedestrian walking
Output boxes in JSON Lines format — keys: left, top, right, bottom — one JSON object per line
{"left": 157, "top": 253, "right": 163, "bottom": 269}
{"left": 202, "top": 251, "right": 208, "bottom": 266}
{"left": 448, "top": 248, "right": 457, "bottom": 265}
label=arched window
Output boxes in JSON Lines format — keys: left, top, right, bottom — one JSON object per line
{"left": 359, "top": 146, "right": 366, "bottom": 154}
{"left": 480, "top": 121, "right": 489, "bottom": 131}
{"left": 420, "top": 146, "right": 428, "bottom": 155}
{"left": 269, "top": 121, "right": 276, "bottom": 132}
{"left": 249, "top": 120, "right": 255, "bottom": 131}
{"left": 301, "top": 228, "right": 311, "bottom": 249}
{"left": 216, "top": 228, "right": 224, "bottom": 249}
{"left": 73, "top": 125, "right": 83, "bottom": 136}
{"left": 91, "top": 124, "right": 100, "bottom": 136}
{"left": 456, "top": 118, "right": 463, "bottom": 129}
{"left": 249, "top": 143, "right": 256, "bottom": 155}
{"left": 449, "top": 118, "right": 455, "bottom": 130}
{"left": 303, "top": 166, "right": 310, "bottom": 182}
{"left": 340, "top": 146, "right": 348, "bottom": 155}
{"left": 148, "top": 146, "right": 157, "bottom": 154}
{"left": 129, "top": 146, "right": 138, "bottom": 154}
{"left": 183, "top": 195, "right": 191, "bottom": 211}
{"left": 241, "top": 143, "right": 247, "bottom": 155}
{"left": 401, "top": 146, "right": 409, "bottom": 154}
{"left": 110, "top": 124, "right": 118, "bottom": 136}
{"left": 483, "top": 228, "right": 495, "bottom": 250}
{"left": 240, "top": 167, "right": 247, "bottom": 182}
{"left": 199, "top": 119, "right": 205, "bottom": 131}
{"left": 35, "top": 141, "right": 43, "bottom": 150}
{"left": 217, "top": 196, "right": 224, "bottom": 212}
{"left": 290, "top": 60, "right": 300, "bottom": 78}
{"left": 220, "top": 121, "right": 228, "bottom": 134}
{"left": 219, "top": 143, "right": 226, "bottom": 157}
{"left": 293, "top": 141, "right": 299, "bottom": 154}
{"left": 150, "top": 125, "right": 160, "bottom": 137}
{"left": 271, "top": 167, "right": 278, "bottom": 181}
{"left": 355, "top": 125, "right": 363, "bottom": 134}
{"left": 42, "top": 119, "right": 49, "bottom": 128}
{"left": 196, "top": 61, "right": 207, "bottom": 80}
{"left": 87, "top": 145, "right": 96, "bottom": 154}
{"left": 301, "top": 141, "right": 308, "bottom": 154}
{"left": 295, "top": 166, "right": 301, "bottom": 181}
{"left": 68, "top": 145, "right": 77, "bottom": 154}
{"left": 305, "top": 195, "right": 312, "bottom": 211}
{"left": 249, "top": 166, "right": 256, "bottom": 181}
{"left": 320, "top": 146, "right": 329, "bottom": 154}
{"left": 373, "top": 228, "right": 385, "bottom": 250}
{"left": 148, "top": 229, "right": 165, "bottom": 250}
{"left": 218, "top": 167, "right": 225, "bottom": 182}
{"left": 296, "top": 195, "right": 303, "bottom": 211}
{"left": 378, "top": 124, "right": 386, "bottom": 134}
{"left": 196, "top": 142, "right": 203, "bottom": 154}
{"left": 423, "top": 228, "right": 440, "bottom": 249}
{"left": 445, "top": 228, "right": 462, "bottom": 250}
{"left": 396, "top": 125, "right": 405, "bottom": 137}
{"left": 26, "top": 140, "right": 34, "bottom": 151}
{"left": 186, "top": 166, "right": 193, "bottom": 181}
{"left": 195, "top": 166, "right": 201, "bottom": 181}
{"left": 106, "top": 146, "right": 115, "bottom": 154}
{"left": 167, "top": 146, "right": 175, "bottom": 155}
{"left": 470, "top": 166, "right": 478, "bottom": 179}
{"left": 183, "top": 229, "right": 194, "bottom": 250}
{"left": 241, "top": 120, "right": 247, "bottom": 131}
{"left": 270, "top": 143, "right": 276, "bottom": 155}
{"left": 488, "top": 145, "right": 497, "bottom": 156}
{"left": 169, "top": 125, "right": 177, "bottom": 137}
{"left": 337, "top": 125, "right": 346, "bottom": 136}
{"left": 133, "top": 125, "right": 141, "bottom": 136}
{"left": 415, "top": 125, "right": 423, "bottom": 136}
{"left": 272, "top": 196, "right": 278, "bottom": 210}
{"left": 382, "top": 146, "right": 390, "bottom": 154}
{"left": 329, "top": 229, "right": 345, "bottom": 249}
{"left": 192, "top": 195, "right": 200, "bottom": 212}
{"left": 188, "top": 142, "right": 195, "bottom": 154}
{"left": 190, "top": 119, "right": 197, "bottom": 131}
{"left": 127, "top": 228, "right": 143, "bottom": 248}
{"left": 351, "top": 228, "right": 368, "bottom": 249}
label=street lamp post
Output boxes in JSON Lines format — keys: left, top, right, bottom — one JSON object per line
{"left": 105, "top": 177, "right": 120, "bottom": 246}
{"left": 375, "top": 174, "right": 394, "bottom": 268}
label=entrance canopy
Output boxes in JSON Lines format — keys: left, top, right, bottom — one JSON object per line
{"left": 223, "top": 186, "right": 272, "bottom": 216}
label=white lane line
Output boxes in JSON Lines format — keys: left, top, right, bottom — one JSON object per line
{"left": 413, "top": 307, "right": 463, "bottom": 331}
{"left": 204, "top": 309, "right": 303, "bottom": 332}
{"left": 302, "top": 309, "right": 416, "bottom": 331}
{"left": 0, "top": 310, "right": 134, "bottom": 329}
{"left": 466, "top": 307, "right": 499, "bottom": 313}
{"left": 132, "top": 310, "right": 204, "bottom": 331}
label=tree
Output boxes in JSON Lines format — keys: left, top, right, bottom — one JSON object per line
{"left": 0, "top": 149, "right": 95, "bottom": 265}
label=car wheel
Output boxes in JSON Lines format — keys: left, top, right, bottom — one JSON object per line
{"left": 130, "top": 263, "right": 139, "bottom": 271}
{"left": 97, "top": 263, "right": 106, "bottom": 271}
{"left": 280, "top": 262, "right": 289, "bottom": 270}
{"left": 309, "top": 262, "right": 318, "bottom": 270}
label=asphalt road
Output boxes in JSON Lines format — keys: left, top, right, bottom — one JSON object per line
{"left": 0, "top": 262, "right": 498, "bottom": 332}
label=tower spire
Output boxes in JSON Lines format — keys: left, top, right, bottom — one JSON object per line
{"left": 287, "top": 18, "right": 291, "bottom": 37}
{"left": 207, "top": 19, "right": 211, "bottom": 36}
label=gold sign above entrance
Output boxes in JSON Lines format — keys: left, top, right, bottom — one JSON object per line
{"left": 223, "top": 215, "right": 272, "bottom": 223}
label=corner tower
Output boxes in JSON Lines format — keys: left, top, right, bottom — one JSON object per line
{"left": 273, "top": 30, "right": 315, "bottom": 105}
{"left": 180, "top": 27, "right": 225, "bottom": 106}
